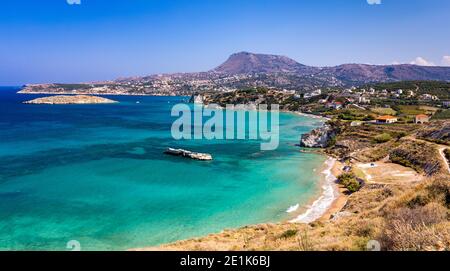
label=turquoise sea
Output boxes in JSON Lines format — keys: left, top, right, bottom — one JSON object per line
{"left": 0, "top": 87, "right": 326, "bottom": 250}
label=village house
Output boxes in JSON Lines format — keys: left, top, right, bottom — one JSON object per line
{"left": 327, "top": 101, "right": 343, "bottom": 110}
{"left": 376, "top": 115, "right": 398, "bottom": 124}
{"left": 415, "top": 114, "right": 430, "bottom": 124}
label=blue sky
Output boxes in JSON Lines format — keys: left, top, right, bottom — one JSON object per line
{"left": 0, "top": 0, "right": 449, "bottom": 85}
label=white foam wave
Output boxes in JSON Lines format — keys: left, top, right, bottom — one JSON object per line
{"left": 286, "top": 203, "right": 300, "bottom": 213}
{"left": 290, "top": 157, "right": 338, "bottom": 224}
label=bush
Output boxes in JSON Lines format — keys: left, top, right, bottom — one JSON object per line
{"left": 337, "top": 173, "right": 361, "bottom": 193}
{"left": 346, "top": 179, "right": 362, "bottom": 193}
{"left": 279, "top": 229, "right": 298, "bottom": 239}
{"left": 426, "top": 175, "right": 450, "bottom": 208}
{"left": 373, "top": 133, "right": 393, "bottom": 143}
{"left": 395, "top": 131, "right": 408, "bottom": 140}
{"left": 407, "top": 194, "right": 430, "bottom": 208}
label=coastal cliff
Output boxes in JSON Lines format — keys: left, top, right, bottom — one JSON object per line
{"left": 300, "top": 124, "right": 338, "bottom": 148}
{"left": 23, "top": 95, "right": 118, "bottom": 105}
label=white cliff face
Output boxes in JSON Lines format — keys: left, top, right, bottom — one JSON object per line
{"left": 300, "top": 125, "right": 336, "bottom": 148}
{"left": 193, "top": 95, "right": 204, "bottom": 104}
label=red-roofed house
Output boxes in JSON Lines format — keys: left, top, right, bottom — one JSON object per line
{"left": 415, "top": 114, "right": 430, "bottom": 124}
{"left": 376, "top": 115, "right": 398, "bottom": 124}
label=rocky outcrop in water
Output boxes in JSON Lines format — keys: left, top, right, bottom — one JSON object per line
{"left": 164, "top": 148, "right": 213, "bottom": 161}
{"left": 300, "top": 124, "right": 337, "bottom": 148}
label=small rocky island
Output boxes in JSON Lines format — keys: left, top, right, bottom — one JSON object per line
{"left": 23, "top": 95, "right": 118, "bottom": 105}
{"left": 164, "top": 148, "right": 213, "bottom": 161}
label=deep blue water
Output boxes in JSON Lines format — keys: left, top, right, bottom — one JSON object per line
{"left": 0, "top": 87, "right": 325, "bottom": 250}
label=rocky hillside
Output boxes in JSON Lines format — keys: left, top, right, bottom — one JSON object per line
{"left": 212, "top": 52, "right": 319, "bottom": 75}
{"left": 416, "top": 121, "right": 450, "bottom": 145}
{"left": 324, "top": 64, "right": 450, "bottom": 85}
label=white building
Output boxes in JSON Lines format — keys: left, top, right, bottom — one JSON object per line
{"left": 304, "top": 89, "right": 321, "bottom": 99}
{"left": 358, "top": 96, "right": 370, "bottom": 104}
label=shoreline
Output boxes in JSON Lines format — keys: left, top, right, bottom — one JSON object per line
{"left": 291, "top": 111, "right": 331, "bottom": 121}
{"left": 288, "top": 156, "right": 341, "bottom": 223}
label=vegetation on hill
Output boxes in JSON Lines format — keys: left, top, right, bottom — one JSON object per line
{"left": 416, "top": 121, "right": 450, "bottom": 145}
{"left": 432, "top": 109, "right": 450, "bottom": 120}
{"left": 389, "top": 140, "right": 444, "bottom": 176}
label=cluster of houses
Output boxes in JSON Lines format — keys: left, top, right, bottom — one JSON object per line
{"left": 373, "top": 114, "right": 430, "bottom": 125}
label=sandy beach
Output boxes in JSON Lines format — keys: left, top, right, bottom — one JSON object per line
{"left": 289, "top": 157, "right": 341, "bottom": 223}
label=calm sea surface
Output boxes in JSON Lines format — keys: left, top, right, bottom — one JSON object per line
{"left": 0, "top": 87, "right": 325, "bottom": 250}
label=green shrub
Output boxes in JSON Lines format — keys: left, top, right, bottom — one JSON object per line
{"left": 373, "top": 133, "right": 392, "bottom": 143}
{"left": 346, "top": 179, "right": 362, "bottom": 193}
{"left": 279, "top": 229, "right": 298, "bottom": 239}
{"left": 337, "top": 173, "right": 361, "bottom": 193}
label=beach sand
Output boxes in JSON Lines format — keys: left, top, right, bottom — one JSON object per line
{"left": 289, "top": 157, "right": 344, "bottom": 223}
{"left": 317, "top": 160, "right": 348, "bottom": 221}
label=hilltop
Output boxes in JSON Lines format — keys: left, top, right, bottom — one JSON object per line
{"left": 212, "top": 51, "right": 319, "bottom": 75}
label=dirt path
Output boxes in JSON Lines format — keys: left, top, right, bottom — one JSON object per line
{"left": 405, "top": 136, "right": 450, "bottom": 175}
{"left": 438, "top": 146, "right": 450, "bottom": 174}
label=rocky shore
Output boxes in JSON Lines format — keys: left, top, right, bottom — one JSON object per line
{"left": 300, "top": 123, "right": 338, "bottom": 148}
{"left": 23, "top": 95, "right": 118, "bottom": 105}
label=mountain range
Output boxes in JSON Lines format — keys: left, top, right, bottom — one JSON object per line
{"left": 20, "top": 52, "right": 450, "bottom": 95}
{"left": 212, "top": 52, "right": 450, "bottom": 83}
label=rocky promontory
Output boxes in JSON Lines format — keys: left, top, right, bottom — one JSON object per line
{"left": 23, "top": 95, "right": 118, "bottom": 105}
{"left": 300, "top": 124, "right": 338, "bottom": 148}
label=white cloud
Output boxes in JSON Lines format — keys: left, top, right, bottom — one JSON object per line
{"left": 442, "top": 56, "right": 450, "bottom": 66}
{"left": 410, "top": 57, "right": 435, "bottom": 66}
{"left": 67, "top": 0, "right": 81, "bottom": 5}
{"left": 367, "top": 0, "right": 382, "bottom": 5}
